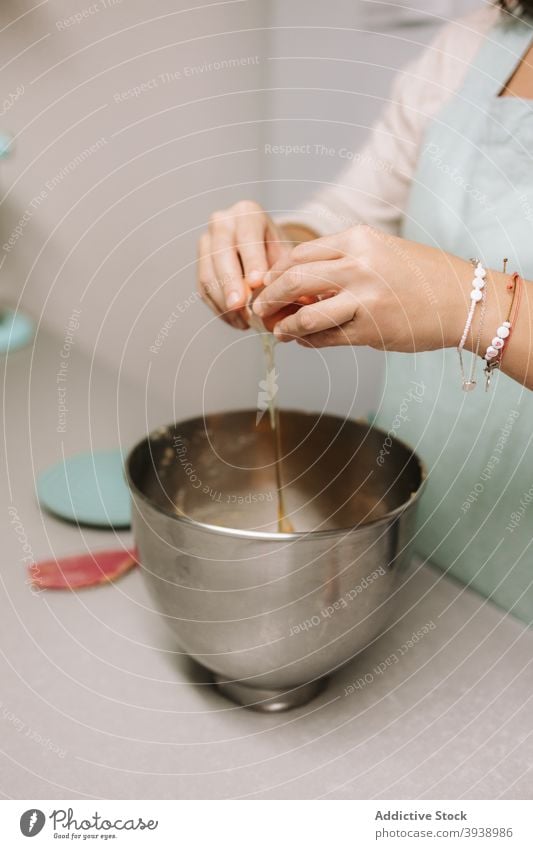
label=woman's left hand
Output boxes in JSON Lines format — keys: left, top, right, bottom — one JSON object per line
{"left": 252, "top": 225, "right": 472, "bottom": 352}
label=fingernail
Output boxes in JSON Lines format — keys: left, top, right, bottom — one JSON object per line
{"left": 253, "top": 299, "right": 265, "bottom": 315}
{"left": 226, "top": 291, "right": 241, "bottom": 308}
{"left": 273, "top": 324, "right": 283, "bottom": 338}
{"left": 248, "top": 270, "right": 263, "bottom": 284}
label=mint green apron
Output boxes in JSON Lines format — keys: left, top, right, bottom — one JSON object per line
{"left": 376, "top": 13, "right": 533, "bottom": 624}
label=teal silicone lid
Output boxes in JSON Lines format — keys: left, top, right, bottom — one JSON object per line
{"left": 36, "top": 449, "right": 131, "bottom": 528}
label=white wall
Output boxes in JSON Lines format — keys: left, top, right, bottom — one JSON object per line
{"left": 1, "top": 0, "right": 482, "bottom": 423}
{"left": 0, "top": 0, "right": 267, "bottom": 421}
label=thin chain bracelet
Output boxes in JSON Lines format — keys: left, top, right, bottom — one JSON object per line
{"left": 458, "top": 290, "right": 487, "bottom": 391}
{"left": 471, "top": 284, "right": 488, "bottom": 385}
{"left": 457, "top": 259, "right": 486, "bottom": 391}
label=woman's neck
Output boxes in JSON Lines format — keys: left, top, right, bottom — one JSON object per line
{"left": 500, "top": 43, "right": 533, "bottom": 97}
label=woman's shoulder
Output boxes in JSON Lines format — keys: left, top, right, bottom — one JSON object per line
{"left": 442, "top": 5, "right": 500, "bottom": 42}
{"left": 403, "top": 5, "right": 501, "bottom": 114}
{"left": 427, "top": 5, "right": 500, "bottom": 70}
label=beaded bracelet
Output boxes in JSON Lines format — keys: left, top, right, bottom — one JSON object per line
{"left": 483, "top": 271, "right": 522, "bottom": 390}
{"left": 457, "top": 259, "right": 487, "bottom": 391}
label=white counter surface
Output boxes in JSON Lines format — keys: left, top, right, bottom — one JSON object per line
{"left": 1, "top": 327, "right": 532, "bottom": 800}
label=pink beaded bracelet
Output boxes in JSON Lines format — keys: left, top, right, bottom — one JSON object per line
{"left": 483, "top": 272, "right": 522, "bottom": 390}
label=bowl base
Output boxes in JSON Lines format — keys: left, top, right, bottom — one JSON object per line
{"left": 213, "top": 675, "right": 327, "bottom": 712}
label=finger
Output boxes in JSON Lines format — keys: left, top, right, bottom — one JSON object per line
{"left": 264, "top": 235, "right": 345, "bottom": 286}
{"left": 209, "top": 214, "right": 248, "bottom": 310}
{"left": 253, "top": 260, "right": 345, "bottom": 318}
{"left": 266, "top": 239, "right": 292, "bottom": 271}
{"left": 296, "top": 325, "right": 355, "bottom": 348}
{"left": 272, "top": 292, "right": 358, "bottom": 342}
{"left": 203, "top": 289, "right": 247, "bottom": 329}
{"left": 235, "top": 216, "right": 269, "bottom": 287}
{"left": 198, "top": 235, "right": 224, "bottom": 307}
{"left": 265, "top": 221, "right": 292, "bottom": 269}
{"left": 198, "top": 236, "right": 247, "bottom": 329}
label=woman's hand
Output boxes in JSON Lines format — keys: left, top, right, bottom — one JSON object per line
{"left": 197, "top": 200, "right": 291, "bottom": 329}
{"left": 252, "top": 225, "right": 475, "bottom": 352}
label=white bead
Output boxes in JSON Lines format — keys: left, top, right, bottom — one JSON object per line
{"left": 473, "top": 278, "right": 485, "bottom": 289}
{"left": 492, "top": 337, "right": 504, "bottom": 349}
{"left": 474, "top": 265, "right": 487, "bottom": 279}
{"left": 503, "top": 321, "right": 511, "bottom": 328}
{"left": 470, "top": 289, "right": 483, "bottom": 302}
{"left": 486, "top": 345, "right": 498, "bottom": 357}
{"left": 497, "top": 325, "right": 510, "bottom": 339}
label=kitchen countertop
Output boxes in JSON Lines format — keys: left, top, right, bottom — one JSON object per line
{"left": 1, "top": 325, "right": 532, "bottom": 800}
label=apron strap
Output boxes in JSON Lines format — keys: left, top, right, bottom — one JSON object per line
{"left": 459, "top": 14, "right": 533, "bottom": 98}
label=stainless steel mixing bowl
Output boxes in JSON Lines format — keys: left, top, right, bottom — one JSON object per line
{"left": 126, "top": 410, "right": 424, "bottom": 711}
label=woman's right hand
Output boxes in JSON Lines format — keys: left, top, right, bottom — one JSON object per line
{"left": 197, "top": 200, "right": 290, "bottom": 329}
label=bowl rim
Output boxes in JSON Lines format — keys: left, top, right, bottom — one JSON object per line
{"left": 125, "top": 409, "right": 427, "bottom": 541}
